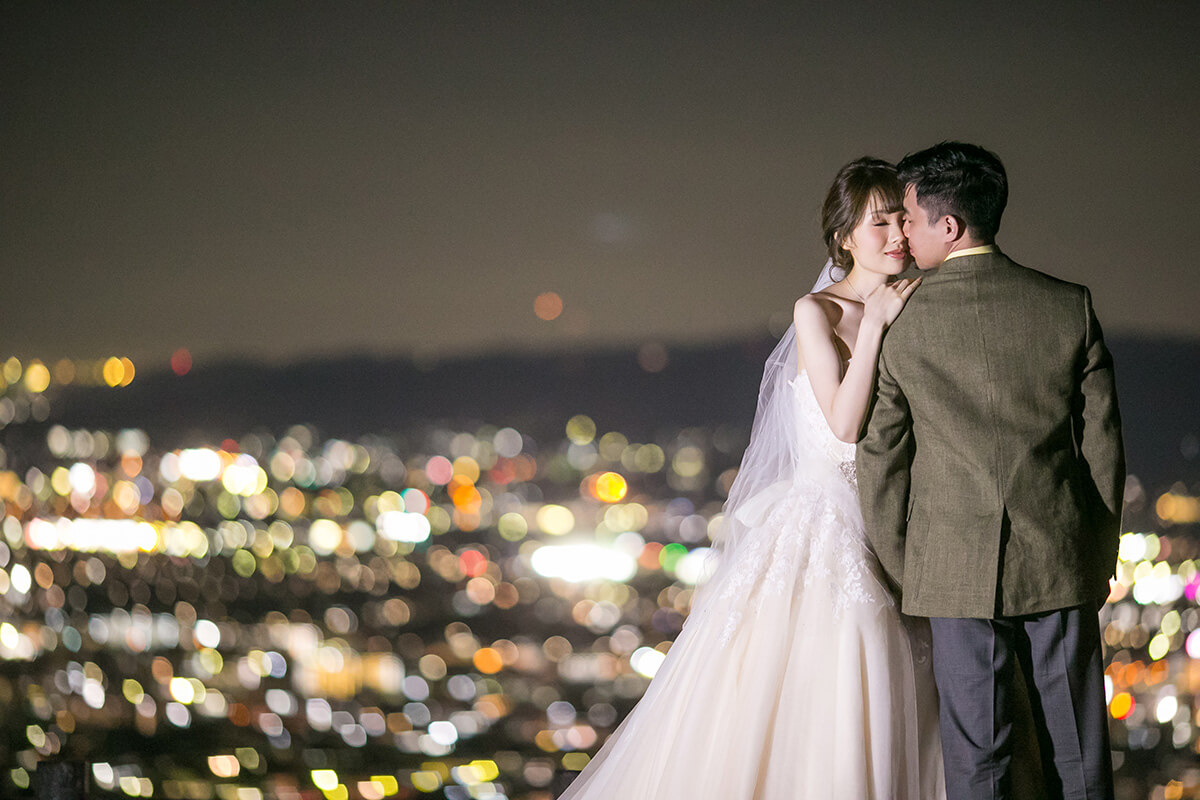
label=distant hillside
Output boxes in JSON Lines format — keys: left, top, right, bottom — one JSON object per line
{"left": 19, "top": 335, "right": 1200, "bottom": 490}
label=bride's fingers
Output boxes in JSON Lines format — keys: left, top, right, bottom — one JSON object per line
{"left": 899, "top": 277, "right": 922, "bottom": 299}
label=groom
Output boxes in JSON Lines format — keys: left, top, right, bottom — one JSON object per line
{"left": 857, "top": 142, "right": 1124, "bottom": 800}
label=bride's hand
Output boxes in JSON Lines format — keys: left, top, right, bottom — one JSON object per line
{"left": 864, "top": 277, "right": 921, "bottom": 330}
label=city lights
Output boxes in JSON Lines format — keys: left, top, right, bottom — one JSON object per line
{"left": 0, "top": 354, "right": 1196, "bottom": 799}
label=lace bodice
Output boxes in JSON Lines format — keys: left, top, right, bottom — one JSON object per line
{"left": 790, "top": 371, "right": 857, "bottom": 485}
{"left": 702, "top": 367, "right": 890, "bottom": 647}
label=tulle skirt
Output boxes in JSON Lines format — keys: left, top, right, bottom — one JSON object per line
{"left": 558, "top": 476, "right": 945, "bottom": 800}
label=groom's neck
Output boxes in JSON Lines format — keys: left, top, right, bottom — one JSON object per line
{"left": 946, "top": 236, "right": 993, "bottom": 256}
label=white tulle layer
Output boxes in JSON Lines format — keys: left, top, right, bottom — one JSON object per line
{"left": 559, "top": 375, "right": 945, "bottom": 800}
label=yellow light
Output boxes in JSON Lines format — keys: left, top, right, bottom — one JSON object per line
{"left": 235, "top": 747, "right": 259, "bottom": 769}
{"left": 2, "top": 357, "right": 21, "bottom": 384}
{"left": 562, "top": 752, "right": 591, "bottom": 771}
{"left": 672, "top": 446, "right": 705, "bottom": 477}
{"left": 593, "top": 472, "right": 628, "bottom": 503}
{"left": 535, "top": 504, "right": 575, "bottom": 535}
{"left": 410, "top": 771, "right": 442, "bottom": 792}
{"left": 451, "top": 456, "right": 480, "bottom": 483}
{"left": 0, "top": 622, "right": 20, "bottom": 649}
{"left": 23, "top": 361, "right": 50, "bottom": 393}
{"left": 103, "top": 357, "right": 125, "bottom": 388}
{"left": 1149, "top": 633, "right": 1170, "bottom": 660}
{"left": 565, "top": 414, "right": 596, "bottom": 445}
{"left": 468, "top": 761, "right": 499, "bottom": 782}
{"left": 120, "top": 357, "right": 135, "bottom": 386}
{"left": 311, "top": 769, "right": 339, "bottom": 791}
{"left": 632, "top": 443, "right": 666, "bottom": 472}
{"left": 169, "top": 676, "right": 195, "bottom": 704}
{"left": 122, "top": 679, "right": 144, "bottom": 704}
{"left": 26, "top": 725, "right": 46, "bottom": 748}
{"left": 497, "top": 512, "right": 528, "bottom": 541}
{"left": 369, "top": 776, "right": 400, "bottom": 796}
{"left": 50, "top": 467, "right": 71, "bottom": 496}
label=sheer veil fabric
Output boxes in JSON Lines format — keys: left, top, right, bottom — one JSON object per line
{"left": 557, "top": 261, "right": 945, "bottom": 800}
{"left": 708, "top": 258, "right": 838, "bottom": 572}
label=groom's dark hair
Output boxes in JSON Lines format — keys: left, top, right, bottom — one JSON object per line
{"left": 897, "top": 142, "right": 1007, "bottom": 241}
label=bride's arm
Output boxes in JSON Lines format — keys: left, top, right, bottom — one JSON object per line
{"left": 793, "top": 280, "right": 919, "bottom": 443}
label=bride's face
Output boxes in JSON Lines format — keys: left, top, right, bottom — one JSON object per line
{"left": 842, "top": 197, "right": 909, "bottom": 276}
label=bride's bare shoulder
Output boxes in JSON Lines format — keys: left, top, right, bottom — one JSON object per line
{"left": 793, "top": 291, "right": 845, "bottom": 329}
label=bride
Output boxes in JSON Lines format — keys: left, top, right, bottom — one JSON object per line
{"left": 558, "top": 157, "right": 945, "bottom": 800}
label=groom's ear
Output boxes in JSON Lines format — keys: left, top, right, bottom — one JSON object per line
{"left": 943, "top": 214, "right": 967, "bottom": 243}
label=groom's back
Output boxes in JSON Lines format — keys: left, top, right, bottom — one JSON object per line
{"left": 869, "top": 249, "right": 1124, "bottom": 618}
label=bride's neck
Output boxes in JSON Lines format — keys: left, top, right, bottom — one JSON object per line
{"left": 845, "top": 267, "right": 888, "bottom": 294}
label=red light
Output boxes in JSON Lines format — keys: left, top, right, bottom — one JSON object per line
{"left": 459, "top": 549, "right": 488, "bottom": 578}
{"left": 171, "top": 348, "right": 192, "bottom": 376}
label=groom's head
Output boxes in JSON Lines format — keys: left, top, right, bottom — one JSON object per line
{"left": 897, "top": 142, "right": 1007, "bottom": 269}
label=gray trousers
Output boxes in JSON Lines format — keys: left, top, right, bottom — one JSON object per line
{"left": 929, "top": 605, "right": 1113, "bottom": 800}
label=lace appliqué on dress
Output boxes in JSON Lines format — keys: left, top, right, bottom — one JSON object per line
{"left": 712, "top": 374, "right": 891, "bottom": 646}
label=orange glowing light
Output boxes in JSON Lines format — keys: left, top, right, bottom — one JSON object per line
{"left": 534, "top": 292, "right": 564, "bottom": 321}
{"left": 593, "top": 472, "right": 628, "bottom": 503}
{"left": 450, "top": 484, "right": 482, "bottom": 514}
{"left": 1109, "top": 692, "right": 1134, "bottom": 720}
{"left": 473, "top": 647, "right": 504, "bottom": 674}
{"left": 119, "top": 357, "right": 135, "bottom": 386}
{"left": 1157, "top": 492, "right": 1200, "bottom": 524}
{"left": 228, "top": 703, "right": 252, "bottom": 727}
{"left": 120, "top": 453, "right": 143, "bottom": 478}
{"left": 638, "top": 542, "right": 664, "bottom": 570}
{"left": 278, "top": 487, "right": 307, "bottom": 518}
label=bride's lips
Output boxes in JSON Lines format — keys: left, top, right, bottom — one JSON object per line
{"left": 885, "top": 249, "right": 908, "bottom": 259}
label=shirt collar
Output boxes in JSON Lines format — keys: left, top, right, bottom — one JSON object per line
{"left": 941, "top": 244, "right": 997, "bottom": 264}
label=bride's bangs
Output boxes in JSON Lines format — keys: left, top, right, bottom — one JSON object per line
{"left": 866, "top": 184, "right": 904, "bottom": 216}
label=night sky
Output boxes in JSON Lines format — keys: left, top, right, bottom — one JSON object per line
{"left": 4, "top": 2, "right": 1198, "bottom": 367}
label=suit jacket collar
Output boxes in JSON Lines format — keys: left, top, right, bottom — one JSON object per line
{"left": 923, "top": 248, "right": 1006, "bottom": 279}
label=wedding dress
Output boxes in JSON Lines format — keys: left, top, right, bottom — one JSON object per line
{"left": 559, "top": 311, "right": 945, "bottom": 798}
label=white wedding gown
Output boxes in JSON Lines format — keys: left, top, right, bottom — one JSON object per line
{"left": 559, "top": 371, "right": 946, "bottom": 800}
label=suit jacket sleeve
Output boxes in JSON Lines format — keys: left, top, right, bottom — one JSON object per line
{"left": 1076, "top": 287, "right": 1125, "bottom": 591}
{"left": 856, "top": 342, "right": 914, "bottom": 593}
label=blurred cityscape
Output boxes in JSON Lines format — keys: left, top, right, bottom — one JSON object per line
{"left": 1, "top": 342, "right": 1198, "bottom": 800}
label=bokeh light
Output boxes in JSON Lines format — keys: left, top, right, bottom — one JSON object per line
{"left": 171, "top": 348, "right": 193, "bottom": 376}
{"left": 533, "top": 292, "right": 563, "bottom": 321}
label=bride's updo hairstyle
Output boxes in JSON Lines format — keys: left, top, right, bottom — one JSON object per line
{"left": 821, "top": 157, "right": 903, "bottom": 273}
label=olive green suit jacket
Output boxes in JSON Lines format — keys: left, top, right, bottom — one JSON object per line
{"left": 856, "top": 250, "right": 1124, "bottom": 619}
